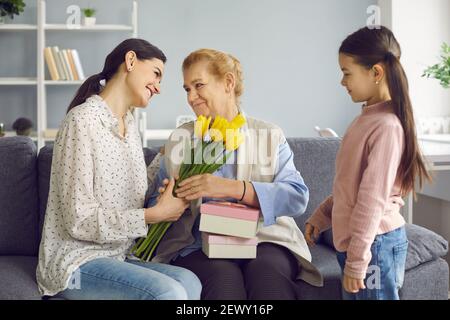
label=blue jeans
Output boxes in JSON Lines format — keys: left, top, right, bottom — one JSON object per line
{"left": 336, "top": 226, "right": 408, "bottom": 300}
{"left": 55, "top": 258, "right": 202, "bottom": 300}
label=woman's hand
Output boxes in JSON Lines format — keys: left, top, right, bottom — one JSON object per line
{"left": 175, "top": 174, "right": 239, "bottom": 201}
{"left": 145, "top": 178, "right": 190, "bottom": 224}
{"left": 343, "top": 274, "right": 366, "bottom": 294}
{"left": 304, "top": 223, "right": 321, "bottom": 247}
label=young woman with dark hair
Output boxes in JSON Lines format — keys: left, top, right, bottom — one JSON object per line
{"left": 37, "top": 39, "right": 201, "bottom": 300}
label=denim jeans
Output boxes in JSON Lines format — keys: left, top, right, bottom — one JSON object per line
{"left": 55, "top": 257, "right": 202, "bottom": 300}
{"left": 336, "top": 226, "right": 408, "bottom": 300}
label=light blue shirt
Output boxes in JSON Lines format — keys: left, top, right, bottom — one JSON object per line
{"left": 146, "top": 140, "right": 309, "bottom": 259}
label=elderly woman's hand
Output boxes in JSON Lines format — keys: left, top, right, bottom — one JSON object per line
{"left": 175, "top": 174, "right": 240, "bottom": 201}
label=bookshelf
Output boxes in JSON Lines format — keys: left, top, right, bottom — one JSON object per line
{"left": 0, "top": 0, "right": 138, "bottom": 149}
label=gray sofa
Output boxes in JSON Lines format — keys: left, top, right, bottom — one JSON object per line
{"left": 0, "top": 136, "right": 448, "bottom": 300}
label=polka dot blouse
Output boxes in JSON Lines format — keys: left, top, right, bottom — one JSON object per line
{"left": 36, "top": 95, "right": 153, "bottom": 296}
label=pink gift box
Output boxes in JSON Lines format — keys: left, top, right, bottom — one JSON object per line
{"left": 200, "top": 201, "right": 260, "bottom": 221}
{"left": 199, "top": 201, "right": 261, "bottom": 238}
{"left": 202, "top": 232, "right": 258, "bottom": 259}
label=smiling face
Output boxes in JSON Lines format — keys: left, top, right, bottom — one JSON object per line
{"left": 126, "top": 57, "right": 164, "bottom": 107}
{"left": 182, "top": 60, "right": 230, "bottom": 118}
{"left": 339, "top": 53, "right": 378, "bottom": 103}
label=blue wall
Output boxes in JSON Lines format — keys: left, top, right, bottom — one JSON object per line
{"left": 0, "top": 0, "right": 376, "bottom": 137}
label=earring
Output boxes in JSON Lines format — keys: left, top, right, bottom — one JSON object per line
{"left": 375, "top": 81, "right": 380, "bottom": 85}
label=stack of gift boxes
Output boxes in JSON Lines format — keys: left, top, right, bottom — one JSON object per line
{"left": 199, "top": 201, "right": 261, "bottom": 259}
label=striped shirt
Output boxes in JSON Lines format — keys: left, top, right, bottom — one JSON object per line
{"left": 307, "top": 100, "right": 406, "bottom": 279}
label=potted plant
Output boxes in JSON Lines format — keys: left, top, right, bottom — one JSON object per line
{"left": 423, "top": 42, "right": 450, "bottom": 89}
{"left": 0, "top": 0, "right": 26, "bottom": 24}
{"left": 82, "top": 7, "right": 96, "bottom": 26}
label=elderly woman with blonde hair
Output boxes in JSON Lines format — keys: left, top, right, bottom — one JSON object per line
{"left": 147, "top": 48, "right": 322, "bottom": 300}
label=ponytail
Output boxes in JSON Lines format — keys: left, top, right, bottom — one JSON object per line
{"left": 67, "top": 73, "right": 104, "bottom": 112}
{"left": 67, "top": 38, "right": 166, "bottom": 114}
{"left": 384, "top": 53, "right": 431, "bottom": 197}
{"left": 339, "top": 26, "right": 431, "bottom": 197}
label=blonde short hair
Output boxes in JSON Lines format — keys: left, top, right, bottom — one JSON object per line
{"left": 182, "top": 48, "right": 244, "bottom": 104}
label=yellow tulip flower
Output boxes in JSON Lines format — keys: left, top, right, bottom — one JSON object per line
{"left": 225, "top": 130, "right": 244, "bottom": 151}
{"left": 230, "top": 113, "right": 246, "bottom": 129}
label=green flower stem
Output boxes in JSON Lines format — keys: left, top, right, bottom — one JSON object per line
{"left": 146, "top": 222, "right": 172, "bottom": 262}
{"left": 140, "top": 223, "right": 164, "bottom": 259}
{"left": 139, "top": 142, "right": 233, "bottom": 260}
{"left": 131, "top": 235, "right": 146, "bottom": 253}
{"left": 135, "top": 224, "right": 159, "bottom": 255}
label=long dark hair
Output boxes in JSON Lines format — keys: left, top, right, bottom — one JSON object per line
{"left": 339, "top": 26, "right": 431, "bottom": 197}
{"left": 67, "top": 38, "right": 166, "bottom": 113}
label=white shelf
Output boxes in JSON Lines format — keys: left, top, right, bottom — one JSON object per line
{"left": 0, "top": 77, "right": 37, "bottom": 85}
{"left": 0, "top": 24, "right": 37, "bottom": 30}
{"left": 144, "top": 129, "right": 174, "bottom": 141}
{"left": 45, "top": 24, "right": 133, "bottom": 31}
{"left": 2, "top": 1, "right": 139, "bottom": 149}
{"left": 44, "top": 80, "right": 84, "bottom": 85}
{"left": 25, "top": 0, "right": 138, "bottom": 150}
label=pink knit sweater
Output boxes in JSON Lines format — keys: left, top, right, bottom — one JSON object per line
{"left": 307, "top": 100, "right": 406, "bottom": 279}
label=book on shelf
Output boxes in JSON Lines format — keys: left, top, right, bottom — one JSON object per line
{"left": 43, "top": 129, "right": 58, "bottom": 139}
{"left": 50, "top": 46, "right": 65, "bottom": 80}
{"left": 66, "top": 50, "right": 79, "bottom": 81}
{"left": 58, "top": 50, "right": 71, "bottom": 80}
{"left": 71, "top": 49, "right": 85, "bottom": 80}
{"left": 43, "top": 47, "right": 59, "bottom": 81}
{"left": 44, "top": 47, "right": 85, "bottom": 81}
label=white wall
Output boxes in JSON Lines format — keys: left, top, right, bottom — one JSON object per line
{"left": 0, "top": 0, "right": 376, "bottom": 138}
{"left": 381, "top": 0, "right": 450, "bottom": 287}
{"left": 382, "top": 0, "right": 450, "bottom": 117}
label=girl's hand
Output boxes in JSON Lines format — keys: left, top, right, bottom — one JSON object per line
{"left": 305, "top": 223, "right": 321, "bottom": 246}
{"left": 343, "top": 274, "right": 366, "bottom": 294}
{"left": 151, "top": 178, "right": 190, "bottom": 223}
{"left": 175, "top": 174, "right": 235, "bottom": 201}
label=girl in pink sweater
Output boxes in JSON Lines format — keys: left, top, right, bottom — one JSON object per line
{"left": 305, "top": 26, "right": 431, "bottom": 300}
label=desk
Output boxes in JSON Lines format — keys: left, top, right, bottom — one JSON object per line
{"left": 403, "top": 138, "right": 450, "bottom": 223}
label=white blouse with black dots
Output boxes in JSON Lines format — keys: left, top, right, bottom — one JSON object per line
{"left": 36, "top": 95, "right": 156, "bottom": 297}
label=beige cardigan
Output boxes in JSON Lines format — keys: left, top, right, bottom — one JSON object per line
{"left": 151, "top": 116, "right": 323, "bottom": 287}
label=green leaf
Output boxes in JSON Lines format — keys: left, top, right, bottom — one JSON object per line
{"left": 423, "top": 42, "right": 450, "bottom": 89}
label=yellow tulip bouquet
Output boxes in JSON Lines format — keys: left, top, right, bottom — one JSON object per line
{"left": 131, "top": 113, "right": 246, "bottom": 261}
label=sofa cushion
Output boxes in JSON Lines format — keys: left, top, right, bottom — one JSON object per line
{"left": 286, "top": 137, "right": 340, "bottom": 234}
{"left": 143, "top": 147, "right": 159, "bottom": 166}
{"left": 405, "top": 223, "right": 448, "bottom": 270}
{"left": 319, "top": 223, "right": 448, "bottom": 272}
{"left": 400, "top": 258, "right": 449, "bottom": 300}
{"left": 0, "top": 256, "right": 40, "bottom": 300}
{"left": 0, "top": 137, "right": 39, "bottom": 256}
{"left": 296, "top": 243, "right": 342, "bottom": 299}
{"left": 37, "top": 145, "right": 53, "bottom": 241}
